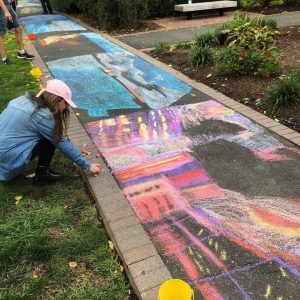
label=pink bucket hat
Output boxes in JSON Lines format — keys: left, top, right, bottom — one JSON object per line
{"left": 36, "top": 79, "right": 77, "bottom": 108}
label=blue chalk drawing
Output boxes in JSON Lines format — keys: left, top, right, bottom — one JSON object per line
{"left": 81, "top": 33, "right": 127, "bottom": 54}
{"left": 20, "top": 15, "right": 86, "bottom": 34}
{"left": 82, "top": 32, "right": 192, "bottom": 109}
{"left": 18, "top": 0, "right": 41, "bottom": 8}
{"left": 47, "top": 55, "right": 141, "bottom": 117}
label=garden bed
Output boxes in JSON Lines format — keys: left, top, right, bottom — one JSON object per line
{"left": 149, "top": 25, "right": 300, "bottom": 133}
{"left": 244, "top": 4, "right": 300, "bottom": 15}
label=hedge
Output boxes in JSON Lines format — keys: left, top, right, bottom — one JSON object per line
{"left": 52, "top": 0, "right": 148, "bottom": 29}
{"left": 52, "top": 0, "right": 190, "bottom": 28}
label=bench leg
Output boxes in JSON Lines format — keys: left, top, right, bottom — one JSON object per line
{"left": 219, "top": 9, "right": 224, "bottom": 16}
{"left": 187, "top": 12, "right": 192, "bottom": 20}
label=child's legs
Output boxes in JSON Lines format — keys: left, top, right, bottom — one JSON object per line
{"left": 0, "top": 34, "right": 6, "bottom": 59}
{"left": 40, "top": 0, "right": 47, "bottom": 13}
{"left": 44, "top": 0, "right": 53, "bottom": 13}
{"left": 0, "top": 9, "right": 7, "bottom": 59}
{"left": 7, "top": 6, "right": 23, "bottom": 50}
{"left": 31, "top": 138, "right": 56, "bottom": 167}
{"left": 15, "top": 25, "right": 23, "bottom": 50}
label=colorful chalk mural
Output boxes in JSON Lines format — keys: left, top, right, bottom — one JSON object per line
{"left": 17, "top": 0, "right": 41, "bottom": 7}
{"left": 83, "top": 32, "right": 192, "bottom": 109}
{"left": 40, "top": 34, "right": 80, "bottom": 46}
{"left": 47, "top": 55, "right": 142, "bottom": 117}
{"left": 18, "top": 7, "right": 300, "bottom": 298}
{"left": 46, "top": 32, "right": 192, "bottom": 117}
{"left": 17, "top": 0, "right": 43, "bottom": 15}
{"left": 86, "top": 101, "right": 300, "bottom": 298}
{"left": 20, "top": 15, "right": 86, "bottom": 34}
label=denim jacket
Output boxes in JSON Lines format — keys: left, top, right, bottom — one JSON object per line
{"left": 0, "top": 95, "right": 91, "bottom": 180}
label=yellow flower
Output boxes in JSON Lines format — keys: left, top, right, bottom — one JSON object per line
{"left": 68, "top": 261, "right": 77, "bottom": 268}
{"left": 108, "top": 240, "right": 114, "bottom": 250}
{"left": 31, "top": 68, "right": 42, "bottom": 78}
{"left": 15, "top": 195, "right": 22, "bottom": 205}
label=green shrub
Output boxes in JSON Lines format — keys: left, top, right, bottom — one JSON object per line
{"left": 241, "top": 0, "right": 281, "bottom": 7}
{"left": 195, "top": 32, "right": 220, "bottom": 48}
{"left": 154, "top": 41, "right": 168, "bottom": 54}
{"left": 217, "top": 46, "right": 280, "bottom": 76}
{"left": 251, "top": 18, "right": 277, "bottom": 30}
{"left": 190, "top": 46, "right": 215, "bottom": 66}
{"left": 218, "top": 11, "right": 250, "bottom": 31}
{"left": 147, "top": 0, "right": 182, "bottom": 17}
{"left": 52, "top": 0, "right": 80, "bottom": 13}
{"left": 226, "top": 23, "right": 276, "bottom": 50}
{"left": 240, "top": 0, "right": 261, "bottom": 7}
{"left": 52, "top": 0, "right": 148, "bottom": 29}
{"left": 262, "top": 71, "right": 300, "bottom": 113}
{"left": 95, "top": 0, "right": 148, "bottom": 29}
{"left": 284, "top": 0, "right": 299, "bottom": 5}
{"left": 258, "top": 0, "right": 273, "bottom": 7}
{"left": 217, "top": 11, "right": 277, "bottom": 33}
{"left": 176, "top": 41, "right": 193, "bottom": 50}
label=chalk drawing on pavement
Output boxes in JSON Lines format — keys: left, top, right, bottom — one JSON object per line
{"left": 47, "top": 55, "right": 142, "bottom": 117}
{"left": 40, "top": 34, "right": 81, "bottom": 46}
{"left": 20, "top": 15, "right": 86, "bottom": 34}
{"left": 86, "top": 100, "right": 300, "bottom": 298}
{"left": 82, "top": 32, "right": 192, "bottom": 108}
{"left": 17, "top": 0, "right": 41, "bottom": 7}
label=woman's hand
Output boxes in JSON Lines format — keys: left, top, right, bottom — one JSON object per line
{"left": 90, "top": 164, "right": 101, "bottom": 176}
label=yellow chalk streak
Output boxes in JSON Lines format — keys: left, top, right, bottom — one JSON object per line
{"left": 208, "top": 238, "right": 213, "bottom": 246}
{"left": 264, "top": 284, "right": 271, "bottom": 298}
{"left": 215, "top": 242, "right": 219, "bottom": 252}
{"left": 220, "top": 249, "right": 227, "bottom": 261}
{"left": 188, "top": 247, "right": 194, "bottom": 255}
{"left": 279, "top": 267, "right": 288, "bottom": 277}
{"left": 197, "top": 229, "right": 203, "bottom": 236}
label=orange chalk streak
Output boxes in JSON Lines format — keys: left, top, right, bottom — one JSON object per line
{"left": 197, "top": 282, "right": 224, "bottom": 300}
{"left": 252, "top": 206, "right": 300, "bottom": 235}
{"left": 181, "top": 184, "right": 224, "bottom": 202}
{"left": 115, "top": 152, "right": 193, "bottom": 182}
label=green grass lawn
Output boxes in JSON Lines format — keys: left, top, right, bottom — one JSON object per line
{"left": 0, "top": 33, "right": 129, "bottom": 299}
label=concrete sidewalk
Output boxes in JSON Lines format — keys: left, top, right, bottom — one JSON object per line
{"left": 19, "top": 3, "right": 300, "bottom": 299}
{"left": 117, "top": 10, "right": 300, "bottom": 50}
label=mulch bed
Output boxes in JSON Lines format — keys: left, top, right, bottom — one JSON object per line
{"left": 149, "top": 25, "right": 300, "bottom": 133}
{"left": 244, "top": 4, "right": 300, "bottom": 15}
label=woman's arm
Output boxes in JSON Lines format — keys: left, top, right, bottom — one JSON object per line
{"left": 36, "top": 117, "right": 100, "bottom": 175}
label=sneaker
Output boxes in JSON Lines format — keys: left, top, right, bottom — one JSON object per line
{"left": 2, "top": 58, "right": 12, "bottom": 65}
{"left": 34, "top": 166, "right": 64, "bottom": 183}
{"left": 17, "top": 51, "right": 35, "bottom": 60}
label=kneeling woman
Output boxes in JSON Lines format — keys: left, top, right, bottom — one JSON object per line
{"left": 0, "top": 79, "right": 100, "bottom": 182}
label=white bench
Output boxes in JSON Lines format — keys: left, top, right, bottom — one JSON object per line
{"left": 175, "top": 1, "right": 238, "bottom": 20}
